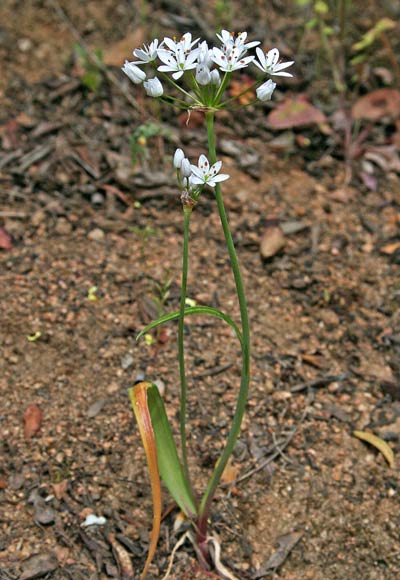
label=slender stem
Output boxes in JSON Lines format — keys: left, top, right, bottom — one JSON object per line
{"left": 197, "top": 112, "right": 251, "bottom": 535}
{"left": 179, "top": 207, "right": 193, "bottom": 485}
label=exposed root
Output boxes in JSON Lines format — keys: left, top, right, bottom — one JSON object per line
{"left": 161, "top": 531, "right": 191, "bottom": 580}
{"left": 207, "top": 534, "right": 241, "bottom": 580}
{"left": 162, "top": 529, "right": 241, "bottom": 580}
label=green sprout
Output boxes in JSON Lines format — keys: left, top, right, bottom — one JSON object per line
{"left": 74, "top": 44, "right": 104, "bottom": 92}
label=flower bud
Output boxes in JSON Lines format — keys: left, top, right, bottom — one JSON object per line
{"left": 122, "top": 61, "right": 146, "bottom": 84}
{"left": 144, "top": 77, "right": 163, "bottom": 97}
{"left": 174, "top": 148, "right": 185, "bottom": 168}
{"left": 256, "top": 79, "right": 276, "bottom": 101}
{"left": 181, "top": 158, "right": 192, "bottom": 177}
{"left": 195, "top": 64, "right": 211, "bottom": 86}
{"left": 210, "top": 69, "right": 221, "bottom": 86}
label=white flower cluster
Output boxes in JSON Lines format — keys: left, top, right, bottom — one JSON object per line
{"left": 122, "top": 30, "right": 294, "bottom": 105}
{"left": 173, "top": 148, "right": 229, "bottom": 202}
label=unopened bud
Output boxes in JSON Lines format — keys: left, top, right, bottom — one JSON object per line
{"left": 174, "top": 148, "right": 185, "bottom": 168}
{"left": 180, "top": 158, "right": 192, "bottom": 177}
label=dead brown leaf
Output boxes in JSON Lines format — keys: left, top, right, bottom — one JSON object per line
{"left": 52, "top": 479, "right": 69, "bottom": 500}
{"left": 221, "top": 459, "right": 240, "bottom": 484}
{"left": 19, "top": 552, "right": 58, "bottom": 580}
{"left": 352, "top": 88, "right": 400, "bottom": 121}
{"left": 254, "top": 531, "right": 303, "bottom": 576}
{"left": 228, "top": 75, "right": 256, "bottom": 105}
{"left": 380, "top": 241, "right": 400, "bottom": 255}
{"left": 102, "top": 30, "right": 145, "bottom": 66}
{"left": 268, "top": 95, "right": 326, "bottom": 129}
{"left": 260, "top": 225, "right": 286, "bottom": 259}
{"left": 106, "top": 533, "right": 135, "bottom": 579}
{"left": 0, "top": 226, "right": 12, "bottom": 251}
{"left": 24, "top": 404, "right": 43, "bottom": 439}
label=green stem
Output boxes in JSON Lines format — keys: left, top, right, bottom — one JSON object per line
{"left": 179, "top": 207, "right": 193, "bottom": 485}
{"left": 197, "top": 112, "right": 251, "bottom": 533}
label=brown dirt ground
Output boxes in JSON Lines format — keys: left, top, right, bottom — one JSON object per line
{"left": 1, "top": 1, "right": 400, "bottom": 579}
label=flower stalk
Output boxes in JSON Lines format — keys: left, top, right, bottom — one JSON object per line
{"left": 178, "top": 206, "right": 192, "bottom": 485}
{"left": 196, "top": 111, "right": 251, "bottom": 545}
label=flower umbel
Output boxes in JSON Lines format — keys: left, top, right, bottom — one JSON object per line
{"left": 190, "top": 154, "right": 229, "bottom": 187}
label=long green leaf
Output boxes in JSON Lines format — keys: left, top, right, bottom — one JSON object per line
{"left": 136, "top": 306, "right": 243, "bottom": 347}
{"left": 130, "top": 382, "right": 197, "bottom": 518}
{"left": 146, "top": 383, "right": 198, "bottom": 517}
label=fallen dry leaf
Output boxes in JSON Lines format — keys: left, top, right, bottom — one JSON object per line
{"left": 254, "top": 531, "right": 303, "bottom": 576}
{"left": 260, "top": 225, "right": 286, "bottom": 259}
{"left": 380, "top": 241, "right": 400, "bottom": 255}
{"left": 228, "top": 75, "right": 256, "bottom": 105}
{"left": 24, "top": 404, "right": 43, "bottom": 439}
{"left": 106, "top": 533, "right": 135, "bottom": 579}
{"left": 0, "top": 226, "right": 12, "bottom": 251}
{"left": 103, "top": 29, "right": 145, "bottom": 66}
{"left": 353, "top": 430, "right": 394, "bottom": 467}
{"left": 268, "top": 95, "right": 326, "bottom": 129}
{"left": 301, "top": 353, "right": 326, "bottom": 368}
{"left": 52, "top": 479, "right": 69, "bottom": 500}
{"left": 221, "top": 459, "right": 240, "bottom": 484}
{"left": 352, "top": 88, "right": 400, "bottom": 121}
{"left": 20, "top": 552, "right": 58, "bottom": 580}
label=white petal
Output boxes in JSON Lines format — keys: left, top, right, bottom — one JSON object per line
{"left": 163, "top": 37, "right": 177, "bottom": 51}
{"left": 210, "top": 160, "right": 222, "bottom": 174}
{"left": 271, "top": 70, "right": 293, "bottom": 77}
{"left": 158, "top": 65, "right": 175, "bottom": 72}
{"left": 190, "top": 165, "right": 205, "bottom": 179}
{"left": 157, "top": 49, "right": 176, "bottom": 65}
{"left": 274, "top": 60, "right": 294, "bottom": 70}
{"left": 198, "top": 154, "right": 209, "bottom": 171}
{"left": 256, "top": 47, "right": 266, "bottom": 69}
{"left": 266, "top": 48, "right": 280, "bottom": 68}
{"left": 190, "top": 175, "right": 205, "bottom": 185}
{"left": 211, "top": 174, "right": 230, "bottom": 182}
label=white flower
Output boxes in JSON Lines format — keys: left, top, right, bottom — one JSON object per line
{"left": 210, "top": 69, "right": 221, "bottom": 86}
{"left": 174, "top": 148, "right": 185, "bottom": 168}
{"left": 212, "top": 46, "right": 254, "bottom": 72}
{"left": 190, "top": 154, "right": 229, "bottom": 187}
{"left": 217, "top": 30, "right": 260, "bottom": 58}
{"left": 198, "top": 41, "right": 213, "bottom": 68}
{"left": 181, "top": 158, "right": 192, "bottom": 178}
{"left": 133, "top": 39, "right": 161, "bottom": 64}
{"left": 122, "top": 60, "right": 146, "bottom": 84}
{"left": 256, "top": 79, "right": 276, "bottom": 101}
{"left": 254, "top": 47, "right": 294, "bottom": 77}
{"left": 196, "top": 64, "right": 211, "bottom": 85}
{"left": 163, "top": 32, "right": 200, "bottom": 55}
{"left": 158, "top": 46, "right": 198, "bottom": 80}
{"left": 144, "top": 77, "right": 163, "bottom": 97}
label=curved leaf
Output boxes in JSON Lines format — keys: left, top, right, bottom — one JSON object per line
{"left": 146, "top": 383, "right": 198, "bottom": 517}
{"left": 136, "top": 306, "right": 243, "bottom": 347}
{"left": 128, "top": 382, "right": 161, "bottom": 580}
{"left": 353, "top": 430, "right": 395, "bottom": 468}
{"left": 129, "top": 383, "right": 197, "bottom": 519}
